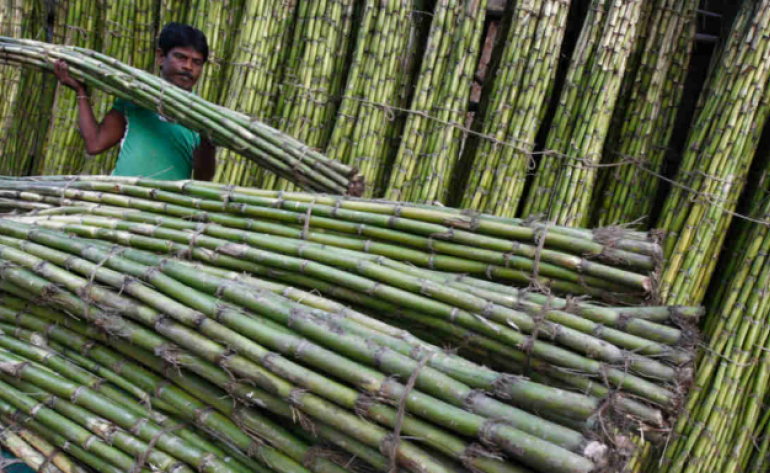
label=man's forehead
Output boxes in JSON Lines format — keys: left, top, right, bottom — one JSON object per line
{"left": 168, "top": 46, "right": 205, "bottom": 60}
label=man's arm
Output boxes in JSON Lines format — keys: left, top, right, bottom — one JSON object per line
{"left": 54, "top": 60, "right": 126, "bottom": 155}
{"left": 192, "top": 137, "right": 216, "bottom": 181}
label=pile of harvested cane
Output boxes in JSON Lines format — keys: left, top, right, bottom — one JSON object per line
{"left": 0, "top": 176, "right": 698, "bottom": 473}
{"left": 0, "top": 37, "right": 364, "bottom": 195}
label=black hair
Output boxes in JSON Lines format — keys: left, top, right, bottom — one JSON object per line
{"left": 158, "top": 23, "right": 209, "bottom": 62}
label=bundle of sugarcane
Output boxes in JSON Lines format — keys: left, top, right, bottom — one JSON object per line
{"left": 268, "top": 0, "right": 357, "bottom": 192}
{"left": 34, "top": 0, "right": 103, "bottom": 177}
{"left": 0, "top": 417, "right": 91, "bottom": 473}
{"left": 0, "top": 0, "right": 55, "bottom": 178}
{"left": 521, "top": 0, "right": 644, "bottom": 227}
{"left": 159, "top": 0, "right": 245, "bottom": 104}
{"left": 80, "top": 0, "right": 160, "bottom": 176}
{"left": 213, "top": 0, "right": 298, "bottom": 187}
{"left": 590, "top": 0, "right": 697, "bottom": 227}
{"left": 324, "top": 0, "right": 414, "bottom": 197}
{"left": 0, "top": 198, "right": 700, "bottom": 473}
{"left": 455, "top": 0, "right": 572, "bottom": 218}
{"left": 637, "top": 166, "right": 770, "bottom": 472}
{"left": 0, "top": 306, "right": 320, "bottom": 473}
{"left": 384, "top": 0, "right": 486, "bottom": 204}
{"left": 0, "top": 38, "right": 365, "bottom": 195}
{"left": 0, "top": 177, "right": 702, "bottom": 431}
{"left": 158, "top": 0, "right": 189, "bottom": 26}
{"left": 654, "top": 0, "right": 770, "bottom": 306}
{"left": 744, "top": 390, "right": 770, "bottom": 472}
{"left": 0, "top": 175, "right": 664, "bottom": 300}
{"left": 0, "top": 0, "right": 25, "bottom": 164}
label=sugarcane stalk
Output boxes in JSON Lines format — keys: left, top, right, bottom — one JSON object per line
{"left": 0, "top": 218, "right": 677, "bottom": 388}
{"left": 0, "top": 417, "right": 66, "bottom": 473}
{"left": 0, "top": 416, "right": 89, "bottom": 473}
{"left": 655, "top": 0, "right": 770, "bottom": 306}
{"left": 0, "top": 229, "right": 604, "bottom": 472}
{"left": 0, "top": 180, "right": 654, "bottom": 298}
{"left": 0, "top": 289, "right": 529, "bottom": 473}
{"left": 0, "top": 377, "right": 152, "bottom": 473}
{"left": 457, "top": 0, "right": 572, "bottom": 217}
{"left": 522, "top": 0, "right": 644, "bottom": 227}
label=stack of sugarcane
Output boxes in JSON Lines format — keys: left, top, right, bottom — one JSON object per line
{"left": 324, "top": 0, "right": 414, "bottom": 197}
{"left": 158, "top": 0, "right": 188, "bottom": 26}
{"left": 384, "top": 0, "right": 487, "bottom": 204}
{"left": 268, "top": 0, "right": 357, "bottom": 192}
{"left": 522, "top": 0, "right": 644, "bottom": 227}
{"left": 0, "top": 177, "right": 703, "bottom": 473}
{"left": 0, "top": 0, "right": 25, "bottom": 164}
{"left": 213, "top": 0, "right": 298, "bottom": 187}
{"left": 0, "top": 417, "right": 92, "bottom": 473}
{"left": 0, "top": 0, "right": 56, "bottom": 178}
{"left": 35, "top": 0, "right": 103, "bottom": 177}
{"left": 638, "top": 140, "right": 770, "bottom": 472}
{"left": 455, "top": 0, "right": 572, "bottom": 218}
{"left": 0, "top": 178, "right": 698, "bottom": 405}
{"left": 0, "top": 37, "right": 365, "bottom": 194}
{"left": 0, "top": 175, "right": 664, "bottom": 301}
{"left": 80, "top": 0, "right": 160, "bottom": 176}
{"left": 654, "top": 0, "right": 770, "bottom": 306}
{"left": 743, "top": 389, "right": 770, "bottom": 472}
{"left": 591, "top": 0, "right": 698, "bottom": 227}
{"left": 159, "top": 0, "right": 245, "bottom": 104}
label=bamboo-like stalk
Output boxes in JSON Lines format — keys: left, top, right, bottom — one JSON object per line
{"left": 0, "top": 229, "right": 604, "bottom": 472}
{"left": 384, "top": 0, "right": 487, "bottom": 204}
{"left": 0, "top": 417, "right": 66, "bottom": 473}
{"left": 0, "top": 296, "right": 492, "bottom": 473}
{"left": 37, "top": 0, "right": 103, "bottom": 176}
{"left": 0, "top": 376, "right": 155, "bottom": 473}
{"left": 0, "top": 285, "right": 533, "bottom": 473}
{"left": 5, "top": 216, "right": 685, "bottom": 415}
{"left": 0, "top": 215, "right": 679, "bottom": 386}
{"left": 213, "top": 0, "right": 297, "bottom": 187}
{"left": 325, "top": 0, "right": 414, "bottom": 197}
{"left": 0, "top": 0, "right": 55, "bottom": 178}
{"left": 270, "top": 0, "right": 358, "bottom": 192}
{"left": 0, "top": 175, "right": 663, "bottom": 262}
{"left": 0, "top": 210, "right": 686, "bottom": 406}
{"left": 456, "top": 0, "right": 572, "bottom": 217}
{"left": 654, "top": 0, "right": 770, "bottom": 306}
{"left": 0, "top": 303, "right": 353, "bottom": 473}
{"left": 0, "top": 416, "right": 90, "bottom": 473}
{"left": 0, "top": 179, "right": 658, "bottom": 297}
{"left": 591, "top": 0, "right": 698, "bottom": 227}
{"left": 522, "top": 0, "right": 645, "bottom": 227}
{"left": 0, "top": 331, "right": 316, "bottom": 473}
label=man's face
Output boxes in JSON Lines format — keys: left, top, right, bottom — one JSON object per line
{"left": 157, "top": 46, "right": 205, "bottom": 91}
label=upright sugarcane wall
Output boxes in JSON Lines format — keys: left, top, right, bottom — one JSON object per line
{"left": 6, "top": 1, "right": 770, "bottom": 471}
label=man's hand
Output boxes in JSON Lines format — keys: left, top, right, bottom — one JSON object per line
{"left": 54, "top": 58, "right": 127, "bottom": 156}
{"left": 53, "top": 60, "right": 87, "bottom": 94}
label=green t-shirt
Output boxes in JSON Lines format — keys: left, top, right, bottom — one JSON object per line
{"left": 111, "top": 98, "right": 201, "bottom": 180}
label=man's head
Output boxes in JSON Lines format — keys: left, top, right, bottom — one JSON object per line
{"left": 156, "top": 23, "right": 209, "bottom": 91}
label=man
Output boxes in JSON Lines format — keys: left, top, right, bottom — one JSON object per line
{"left": 53, "top": 22, "right": 216, "bottom": 180}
